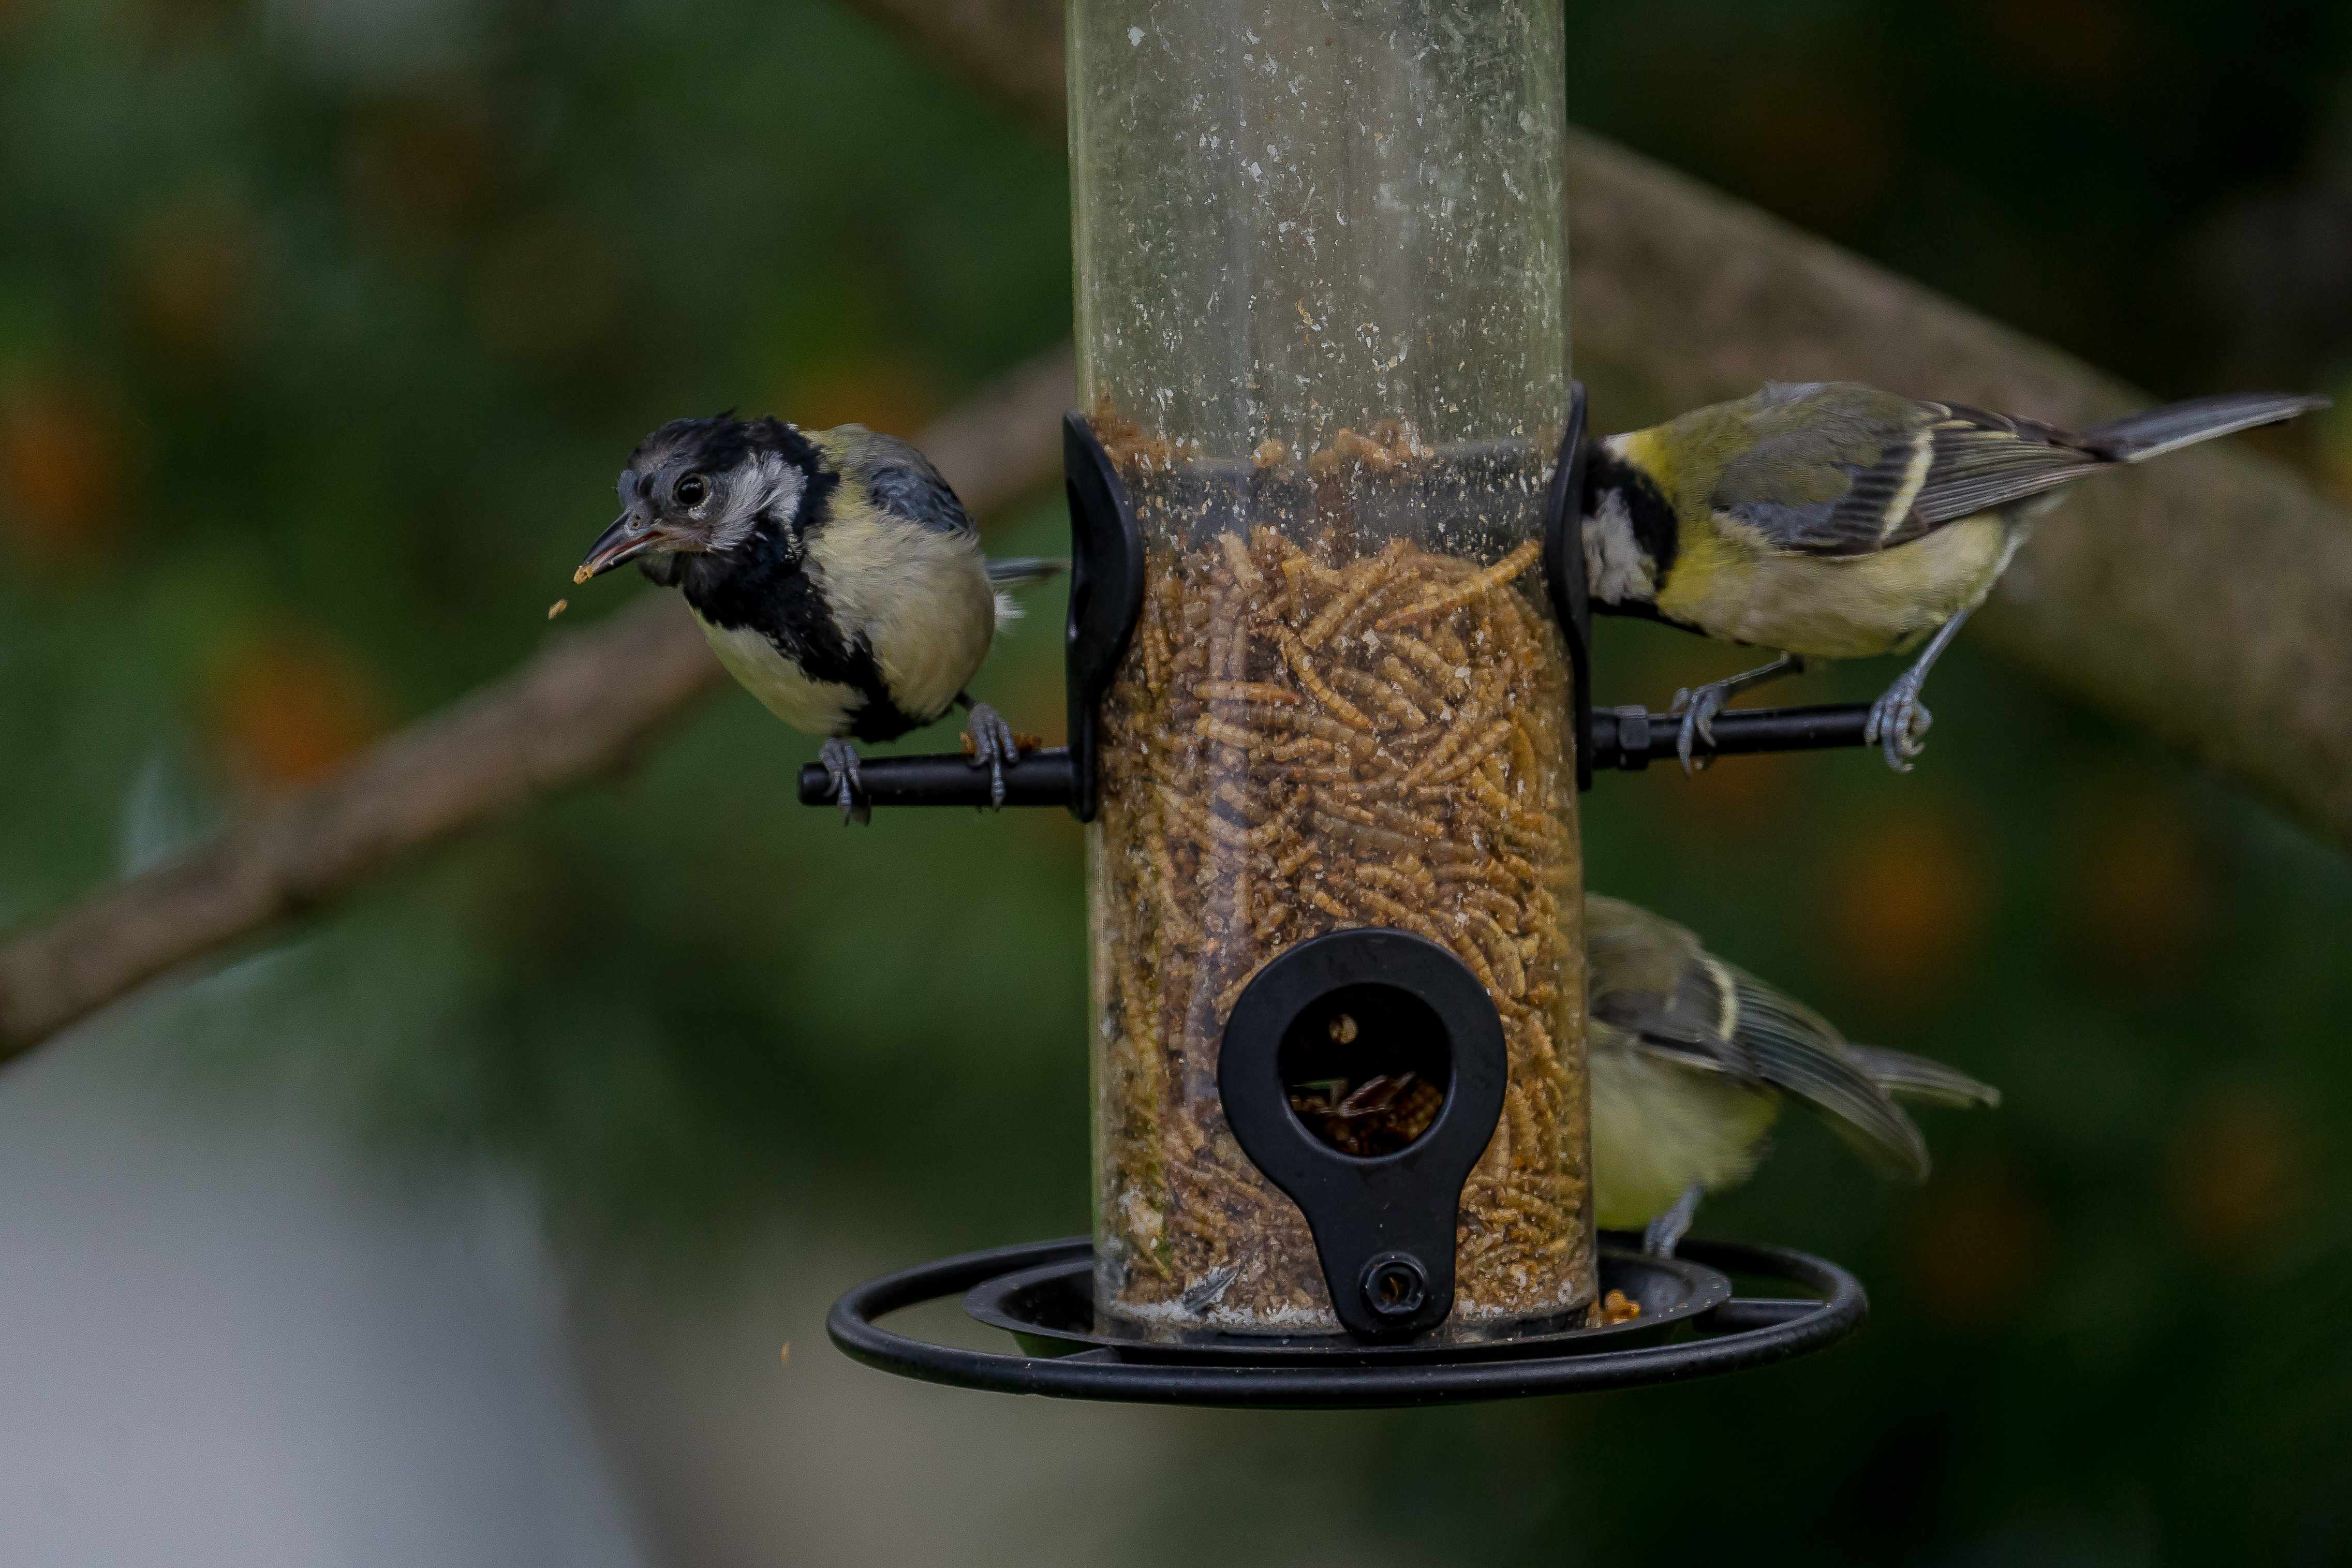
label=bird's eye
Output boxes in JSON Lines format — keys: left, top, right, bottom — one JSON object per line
{"left": 674, "top": 473, "right": 709, "bottom": 508}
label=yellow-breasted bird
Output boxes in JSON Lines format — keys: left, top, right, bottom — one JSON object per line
{"left": 574, "top": 416, "right": 1059, "bottom": 821}
{"left": 1587, "top": 894, "right": 1999, "bottom": 1256}
{"left": 1580, "top": 382, "right": 2329, "bottom": 770}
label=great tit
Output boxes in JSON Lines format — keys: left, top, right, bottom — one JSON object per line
{"left": 1587, "top": 893, "right": 1999, "bottom": 1256}
{"left": 1581, "top": 382, "right": 2329, "bottom": 771}
{"left": 574, "top": 415, "right": 1059, "bottom": 821}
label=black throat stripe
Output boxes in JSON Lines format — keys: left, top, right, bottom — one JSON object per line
{"left": 676, "top": 467, "right": 924, "bottom": 743}
{"left": 1583, "top": 443, "right": 1680, "bottom": 588}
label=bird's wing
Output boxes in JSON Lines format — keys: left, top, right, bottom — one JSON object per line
{"left": 1711, "top": 383, "right": 2106, "bottom": 555}
{"left": 1586, "top": 897, "right": 1753, "bottom": 1079}
{"left": 823, "top": 426, "right": 978, "bottom": 538}
{"left": 1725, "top": 969, "right": 1931, "bottom": 1180}
{"left": 1839, "top": 1044, "right": 2001, "bottom": 1110}
{"left": 1585, "top": 896, "right": 1716, "bottom": 1009}
{"left": 1586, "top": 888, "right": 1935, "bottom": 1179}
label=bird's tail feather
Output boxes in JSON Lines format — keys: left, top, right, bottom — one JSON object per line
{"left": 986, "top": 556, "right": 1069, "bottom": 586}
{"left": 1729, "top": 971, "right": 1931, "bottom": 1182}
{"left": 986, "top": 557, "right": 1068, "bottom": 632}
{"left": 1841, "top": 1044, "right": 2002, "bottom": 1110}
{"left": 2085, "top": 393, "right": 2329, "bottom": 464}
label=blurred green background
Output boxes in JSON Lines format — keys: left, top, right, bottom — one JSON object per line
{"left": 4, "top": 0, "right": 2350, "bottom": 1563}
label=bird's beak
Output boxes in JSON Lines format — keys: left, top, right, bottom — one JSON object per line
{"left": 574, "top": 511, "right": 669, "bottom": 584}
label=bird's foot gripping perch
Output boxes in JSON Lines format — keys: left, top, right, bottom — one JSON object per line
{"left": 1666, "top": 654, "right": 1806, "bottom": 775}
{"left": 960, "top": 700, "right": 1019, "bottom": 810}
{"left": 819, "top": 738, "right": 870, "bottom": 826}
{"left": 1863, "top": 676, "right": 1934, "bottom": 773}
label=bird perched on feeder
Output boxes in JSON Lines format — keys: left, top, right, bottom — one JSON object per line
{"left": 573, "top": 415, "right": 1060, "bottom": 821}
{"left": 1580, "top": 383, "right": 2329, "bottom": 772}
{"left": 1586, "top": 894, "right": 1999, "bottom": 1257}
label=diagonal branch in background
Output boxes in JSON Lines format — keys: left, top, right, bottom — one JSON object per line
{"left": 847, "top": 0, "right": 2352, "bottom": 848}
{"left": 0, "top": 349, "right": 1075, "bottom": 1060}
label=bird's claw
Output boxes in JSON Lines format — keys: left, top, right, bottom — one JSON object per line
{"left": 963, "top": 701, "right": 1017, "bottom": 810}
{"left": 1863, "top": 679, "right": 1933, "bottom": 774}
{"left": 1665, "top": 684, "right": 1727, "bottom": 777}
{"left": 819, "top": 737, "right": 870, "bottom": 826}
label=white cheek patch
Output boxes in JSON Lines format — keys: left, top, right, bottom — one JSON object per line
{"left": 1584, "top": 489, "right": 1655, "bottom": 605}
{"left": 708, "top": 453, "right": 804, "bottom": 551}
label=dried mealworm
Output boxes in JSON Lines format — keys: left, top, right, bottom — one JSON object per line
{"left": 1384, "top": 630, "right": 1469, "bottom": 694}
{"left": 1216, "top": 531, "right": 1263, "bottom": 593}
{"left": 1424, "top": 720, "right": 1515, "bottom": 785}
{"left": 1333, "top": 665, "right": 1426, "bottom": 729}
{"left": 1310, "top": 811, "right": 1422, "bottom": 859}
{"left": 1278, "top": 631, "right": 1376, "bottom": 731}
{"left": 1463, "top": 909, "right": 1528, "bottom": 997}
{"left": 1194, "top": 681, "right": 1301, "bottom": 705}
{"left": 1194, "top": 716, "right": 1260, "bottom": 752}
{"left": 1300, "top": 543, "right": 1401, "bottom": 648}
{"left": 1266, "top": 734, "right": 1337, "bottom": 763}
{"left": 1374, "top": 539, "right": 1543, "bottom": 630}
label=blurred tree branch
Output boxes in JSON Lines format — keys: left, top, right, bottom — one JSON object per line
{"left": 6, "top": 3, "right": 2351, "bottom": 1060}
{"left": 0, "top": 349, "right": 1074, "bottom": 1060}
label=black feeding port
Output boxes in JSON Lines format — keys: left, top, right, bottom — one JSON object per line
{"left": 1279, "top": 982, "right": 1451, "bottom": 1158}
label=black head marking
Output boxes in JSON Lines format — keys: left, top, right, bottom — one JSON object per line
{"left": 1585, "top": 443, "right": 1679, "bottom": 583}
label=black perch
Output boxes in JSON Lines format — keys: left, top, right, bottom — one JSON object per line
{"left": 797, "top": 749, "right": 1078, "bottom": 810}
{"left": 1588, "top": 702, "right": 1874, "bottom": 772}
{"left": 794, "top": 703, "right": 1874, "bottom": 811}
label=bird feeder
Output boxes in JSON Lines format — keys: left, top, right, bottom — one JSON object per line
{"left": 1069, "top": 0, "right": 1593, "bottom": 1343}
{"left": 815, "top": 0, "right": 1876, "bottom": 1405}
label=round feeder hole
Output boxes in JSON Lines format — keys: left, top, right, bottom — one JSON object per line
{"left": 1277, "top": 981, "right": 1451, "bottom": 1158}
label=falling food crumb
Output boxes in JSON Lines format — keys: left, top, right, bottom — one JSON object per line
{"left": 779, "top": 1342, "right": 792, "bottom": 1368}
{"left": 571, "top": 564, "right": 594, "bottom": 585}
{"left": 547, "top": 599, "right": 569, "bottom": 619}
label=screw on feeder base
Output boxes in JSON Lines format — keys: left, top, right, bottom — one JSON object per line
{"left": 1360, "top": 1253, "right": 1431, "bottom": 1321}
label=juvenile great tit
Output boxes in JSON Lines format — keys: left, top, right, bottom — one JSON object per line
{"left": 574, "top": 415, "right": 1059, "bottom": 821}
{"left": 1586, "top": 893, "right": 1999, "bottom": 1256}
{"left": 1581, "top": 382, "right": 2329, "bottom": 771}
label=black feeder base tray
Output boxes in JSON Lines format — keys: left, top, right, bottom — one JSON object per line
{"left": 826, "top": 1235, "right": 1866, "bottom": 1409}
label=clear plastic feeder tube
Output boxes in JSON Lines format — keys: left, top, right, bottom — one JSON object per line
{"left": 1072, "top": 0, "right": 1592, "bottom": 1336}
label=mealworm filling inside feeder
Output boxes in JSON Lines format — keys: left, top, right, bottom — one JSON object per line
{"left": 1087, "top": 418, "right": 1594, "bottom": 1338}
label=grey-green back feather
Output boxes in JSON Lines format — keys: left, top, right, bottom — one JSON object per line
{"left": 814, "top": 425, "right": 976, "bottom": 538}
{"left": 1585, "top": 895, "right": 1743, "bottom": 1077}
{"left": 1692, "top": 381, "right": 2327, "bottom": 556}
{"left": 1708, "top": 383, "right": 2102, "bottom": 554}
